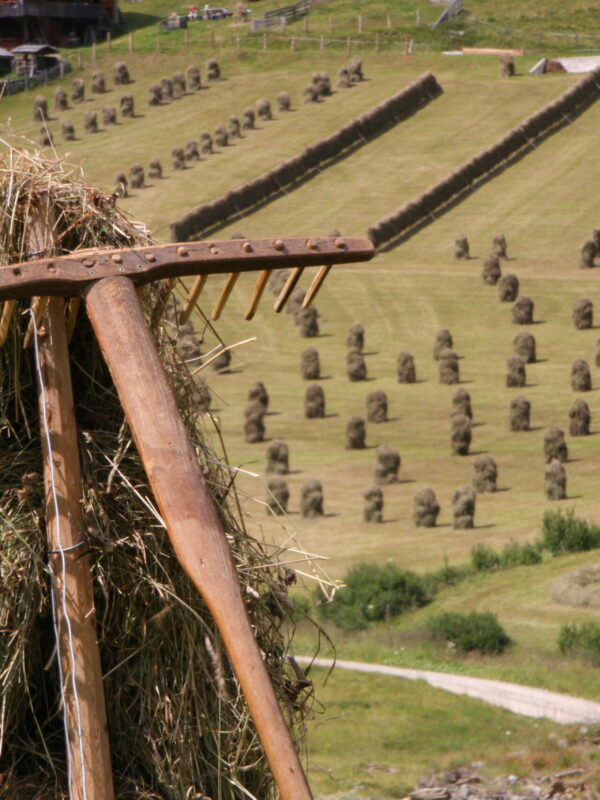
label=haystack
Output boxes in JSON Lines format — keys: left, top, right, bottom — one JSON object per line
{"left": 300, "top": 479, "right": 323, "bottom": 518}
{"left": 120, "top": 93, "right": 135, "bottom": 118}
{"left": 346, "top": 323, "right": 364, "bottom": 350}
{"left": 0, "top": 148, "right": 306, "bottom": 799}
{"left": 363, "top": 486, "right": 383, "bottom": 523}
{"left": 172, "top": 146, "right": 186, "bottom": 169}
{"left": 72, "top": 77, "right": 85, "bottom": 103}
{"left": 161, "top": 76, "right": 174, "bottom": 101}
{"left": 296, "top": 305, "right": 319, "bottom": 337}
{"left": 148, "top": 158, "right": 163, "bottom": 179}
{"left": 244, "top": 412, "right": 265, "bottom": 442}
{"left": 413, "top": 488, "right": 439, "bottom": 527}
{"left": 102, "top": 105, "right": 117, "bottom": 125}
{"left": 580, "top": 239, "right": 597, "bottom": 268}
{"left": 439, "top": 349, "right": 459, "bottom": 385}
{"left": 347, "top": 348, "right": 367, "bottom": 381}
{"left": 301, "top": 347, "right": 320, "bottom": 379}
{"left": 266, "top": 477, "right": 289, "bottom": 515}
{"left": 54, "top": 86, "right": 68, "bottom": 110}
{"left": 266, "top": 440, "right": 289, "bottom": 474}
{"left": 187, "top": 65, "right": 201, "bottom": 91}
{"left": 433, "top": 329, "right": 453, "bottom": 360}
{"left": 243, "top": 107, "right": 255, "bottom": 129}
{"left": 512, "top": 295, "right": 534, "bottom": 324}
{"left": 544, "top": 427, "right": 568, "bottom": 463}
{"left": 256, "top": 98, "right": 272, "bottom": 120}
{"left": 498, "top": 273, "right": 519, "bottom": 302}
{"left": 397, "top": 352, "right": 416, "bottom": 383}
{"left": 482, "top": 254, "right": 501, "bottom": 285}
{"left": 374, "top": 444, "right": 400, "bottom": 484}
{"left": 452, "top": 388, "right": 472, "bottom": 419}
{"left": 545, "top": 459, "right": 566, "bottom": 500}
{"left": 305, "top": 384, "right": 325, "bottom": 418}
{"left": 492, "top": 233, "right": 508, "bottom": 259}
{"left": 452, "top": 486, "right": 476, "bottom": 529}
{"left": 248, "top": 381, "right": 269, "bottom": 411}
{"left": 206, "top": 58, "right": 221, "bottom": 81}
{"left": 573, "top": 297, "right": 593, "bottom": 329}
{"left": 61, "top": 120, "right": 76, "bottom": 141}
{"left": 113, "top": 60, "right": 130, "bottom": 84}
{"left": 228, "top": 116, "right": 242, "bottom": 139}
{"left": 571, "top": 359, "right": 592, "bottom": 392}
{"left": 510, "top": 396, "right": 530, "bottom": 431}
{"left": 473, "top": 454, "right": 497, "bottom": 493}
{"left": 277, "top": 91, "right": 291, "bottom": 111}
{"left": 92, "top": 70, "right": 106, "bottom": 93}
{"left": 513, "top": 331, "right": 536, "bottom": 363}
{"left": 173, "top": 71, "right": 187, "bottom": 96}
{"left": 84, "top": 110, "right": 99, "bottom": 134}
{"left": 506, "top": 355, "right": 526, "bottom": 388}
{"left": 451, "top": 413, "right": 471, "bottom": 455}
{"left": 454, "top": 234, "right": 469, "bottom": 259}
{"left": 569, "top": 399, "right": 591, "bottom": 436}
{"left": 346, "top": 416, "right": 366, "bottom": 449}
{"left": 367, "top": 389, "right": 388, "bottom": 423}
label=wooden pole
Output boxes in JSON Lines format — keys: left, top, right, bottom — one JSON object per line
{"left": 184, "top": 28, "right": 189, "bottom": 51}
{"left": 386, "top": 12, "right": 391, "bottom": 28}
{"left": 84, "top": 276, "right": 313, "bottom": 800}
{"left": 107, "top": 30, "right": 112, "bottom": 51}
{"left": 30, "top": 200, "right": 114, "bottom": 800}
{"left": 375, "top": 31, "right": 379, "bottom": 52}
{"left": 92, "top": 41, "right": 96, "bottom": 62}
{"left": 346, "top": 34, "right": 352, "bottom": 53}
{"left": 357, "top": 13, "right": 362, "bottom": 32}
{"left": 128, "top": 32, "right": 133, "bottom": 52}
{"left": 320, "top": 34, "right": 324, "bottom": 51}
{"left": 263, "top": 31, "right": 268, "bottom": 49}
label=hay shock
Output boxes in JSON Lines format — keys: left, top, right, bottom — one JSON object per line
{"left": 0, "top": 232, "right": 374, "bottom": 800}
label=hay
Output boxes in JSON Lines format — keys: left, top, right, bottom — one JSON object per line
{"left": 54, "top": 87, "right": 68, "bottom": 110}
{"left": 571, "top": 358, "right": 592, "bottom": 391}
{"left": 296, "top": 306, "right": 319, "bottom": 337}
{"left": 200, "top": 132, "right": 214, "bottom": 154}
{"left": 473, "top": 454, "right": 497, "bottom": 493}
{"left": 206, "top": 58, "right": 221, "bottom": 81}
{"left": 71, "top": 78, "right": 85, "bottom": 103}
{"left": 551, "top": 565, "right": 600, "bottom": 608}
{"left": 454, "top": 234, "right": 469, "bottom": 259}
{"left": 580, "top": 239, "right": 597, "bottom": 268}
{"left": 367, "top": 389, "right": 388, "bottom": 423}
{"left": 39, "top": 126, "right": 53, "bottom": 147}
{"left": 346, "top": 416, "right": 366, "bottom": 449}
{"left": 492, "top": 233, "right": 508, "bottom": 259}
{"left": 500, "top": 54, "right": 515, "bottom": 77}
{"left": 363, "top": 486, "right": 383, "bottom": 523}
{"left": 348, "top": 57, "right": 364, "bottom": 81}
{"left": 214, "top": 125, "right": 229, "bottom": 147}
{"left": 102, "top": 105, "right": 117, "bottom": 125}
{"left": 212, "top": 343, "right": 231, "bottom": 372}
{"left": 0, "top": 148, "right": 307, "bottom": 800}
{"left": 305, "top": 384, "right": 325, "bottom": 418}
{"left": 266, "top": 477, "right": 289, "bottom": 515}
{"left": 61, "top": 120, "right": 75, "bottom": 141}
{"left": 242, "top": 107, "right": 255, "bottom": 129}
{"left": 114, "top": 171, "right": 128, "bottom": 196}
{"left": 337, "top": 67, "right": 353, "bottom": 89}
{"left": 413, "top": 488, "right": 440, "bottom": 527}
{"left": 129, "top": 163, "right": 145, "bottom": 189}
{"left": 596, "top": 338, "right": 600, "bottom": 368}
{"left": 148, "top": 158, "right": 163, "bottom": 179}
{"left": 451, "top": 413, "right": 471, "bottom": 456}
{"left": 148, "top": 83, "right": 162, "bottom": 105}
{"left": 301, "top": 347, "right": 320, "bottom": 380}
{"left": 498, "top": 273, "right": 519, "bottom": 302}
{"left": 161, "top": 76, "right": 174, "bottom": 101}
{"left": 433, "top": 329, "right": 453, "bottom": 360}
{"left": 277, "top": 91, "right": 291, "bottom": 111}
{"left": 594, "top": 228, "right": 600, "bottom": 251}
{"left": 287, "top": 287, "right": 306, "bottom": 316}
{"left": 374, "top": 444, "right": 400, "bottom": 485}
{"left": 452, "top": 388, "right": 472, "bottom": 419}
{"left": 304, "top": 83, "right": 320, "bottom": 103}
{"left": 452, "top": 486, "right": 476, "bottom": 529}
{"left": 187, "top": 65, "right": 201, "bottom": 91}
{"left": 256, "top": 98, "right": 273, "bottom": 120}
{"left": 266, "top": 440, "right": 289, "bottom": 474}
{"left": 544, "top": 426, "right": 568, "bottom": 463}
{"left": 184, "top": 140, "right": 200, "bottom": 161}
{"left": 228, "top": 116, "right": 242, "bottom": 139}
{"left": 513, "top": 331, "right": 536, "bottom": 363}
{"left": 248, "top": 381, "right": 269, "bottom": 411}
{"left": 397, "top": 352, "right": 416, "bottom": 383}
{"left": 120, "top": 93, "right": 135, "bottom": 118}
{"left": 113, "top": 60, "right": 130, "bottom": 84}
{"left": 92, "top": 70, "right": 106, "bottom": 93}
{"left": 506, "top": 355, "right": 526, "bottom": 388}
{"left": 173, "top": 71, "right": 186, "bottom": 96}
{"left": 346, "top": 323, "right": 364, "bottom": 350}
{"left": 244, "top": 399, "right": 264, "bottom": 419}
{"left": 347, "top": 348, "right": 367, "bottom": 381}
{"left": 482, "top": 253, "right": 501, "bottom": 285}
{"left": 244, "top": 412, "right": 265, "bottom": 443}
{"left": 545, "top": 459, "right": 567, "bottom": 500}
{"left": 510, "top": 395, "right": 530, "bottom": 431}
{"left": 439, "top": 349, "right": 459, "bottom": 385}
{"left": 84, "top": 110, "right": 98, "bottom": 134}
{"left": 569, "top": 399, "right": 591, "bottom": 436}
{"left": 512, "top": 295, "right": 534, "bottom": 324}
{"left": 300, "top": 480, "right": 323, "bottom": 518}
{"left": 573, "top": 297, "right": 593, "bottom": 329}
{"left": 270, "top": 269, "right": 289, "bottom": 295}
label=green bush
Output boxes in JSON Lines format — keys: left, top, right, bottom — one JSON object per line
{"left": 428, "top": 611, "right": 512, "bottom": 654}
{"left": 499, "top": 540, "right": 542, "bottom": 568}
{"left": 471, "top": 543, "right": 501, "bottom": 571}
{"left": 317, "top": 562, "right": 431, "bottom": 631}
{"left": 424, "top": 563, "right": 472, "bottom": 592}
{"left": 540, "top": 509, "right": 600, "bottom": 555}
{"left": 558, "top": 622, "right": 600, "bottom": 665}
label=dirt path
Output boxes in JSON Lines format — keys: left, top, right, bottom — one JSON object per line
{"left": 296, "top": 657, "right": 600, "bottom": 724}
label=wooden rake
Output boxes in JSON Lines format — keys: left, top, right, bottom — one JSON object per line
{"left": 0, "top": 226, "right": 374, "bottom": 800}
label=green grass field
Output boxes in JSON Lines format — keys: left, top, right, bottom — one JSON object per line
{"left": 3, "top": 23, "right": 600, "bottom": 795}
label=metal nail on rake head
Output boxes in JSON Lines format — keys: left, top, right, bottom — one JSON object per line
{"left": 0, "top": 228, "right": 374, "bottom": 800}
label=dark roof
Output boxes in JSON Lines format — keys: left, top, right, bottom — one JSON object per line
{"left": 0, "top": 47, "right": 13, "bottom": 59}
{"left": 11, "top": 44, "right": 59, "bottom": 55}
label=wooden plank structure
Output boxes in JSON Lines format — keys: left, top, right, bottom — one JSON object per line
{"left": 0, "top": 228, "right": 374, "bottom": 800}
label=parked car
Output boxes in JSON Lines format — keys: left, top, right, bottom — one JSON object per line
{"left": 202, "top": 6, "right": 231, "bottom": 18}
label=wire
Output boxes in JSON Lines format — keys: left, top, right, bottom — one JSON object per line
{"left": 31, "top": 306, "right": 89, "bottom": 800}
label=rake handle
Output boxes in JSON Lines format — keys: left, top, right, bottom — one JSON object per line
{"left": 84, "top": 276, "right": 312, "bottom": 800}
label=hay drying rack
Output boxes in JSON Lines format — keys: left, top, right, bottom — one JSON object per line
{"left": 0, "top": 191, "right": 373, "bottom": 800}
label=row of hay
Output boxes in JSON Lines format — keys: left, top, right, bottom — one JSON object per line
{"left": 368, "top": 66, "right": 600, "bottom": 249}
{"left": 170, "top": 72, "right": 442, "bottom": 241}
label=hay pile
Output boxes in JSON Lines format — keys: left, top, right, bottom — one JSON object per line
{"left": 346, "top": 323, "right": 364, "bottom": 350}
{"left": 482, "top": 254, "right": 501, "bottom": 285}
{"left": 0, "top": 149, "right": 309, "bottom": 800}
{"left": 506, "top": 355, "right": 526, "bottom": 388}
{"left": 510, "top": 396, "right": 530, "bottom": 431}
{"left": 346, "top": 416, "right": 366, "bottom": 449}
{"left": 571, "top": 359, "right": 592, "bottom": 391}
{"left": 300, "top": 480, "right": 323, "bottom": 518}
{"left": 573, "top": 297, "right": 593, "bottom": 329}
{"left": 397, "top": 352, "right": 416, "bottom": 383}
{"left": 363, "top": 486, "right": 383, "bottom": 523}
{"left": 512, "top": 295, "right": 534, "bottom": 324}
{"left": 374, "top": 444, "right": 400, "bottom": 485}
{"left": 452, "top": 388, "right": 472, "bottom": 419}
{"left": 439, "top": 349, "right": 459, "bottom": 385}
{"left": 498, "top": 273, "right": 519, "bottom": 302}
{"left": 301, "top": 347, "right": 320, "bottom": 379}
{"left": 413, "top": 488, "right": 439, "bottom": 527}
{"left": 452, "top": 486, "right": 476, "bottom": 529}
{"left": 473, "top": 454, "right": 497, "bottom": 493}
{"left": 545, "top": 459, "right": 566, "bottom": 500}
{"left": 347, "top": 348, "right": 367, "bottom": 381}
{"left": 451, "top": 413, "right": 471, "bottom": 455}
{"left": 305, "top": 384, "right": 325, "bottom": 418}
{"left": 433, "top": 329, "right": 453, "bottom": 360}
{"left": 454, "top": 234, "right": 469, "bottom": 259}
{"left": 367, "top": 389, "right": 388, "bottom": 423}
{"left": 266, "top": 440, "right": 289, "bottom": 474}
{"left": 544, "top": 427, "right": 568, "bottom": 463}
{"left": 266, "top": 477, "right": 289, "bottom": 515}
{"left": 513, "top": 331, "right": 536, "bottom": 363}
{"left": 551, "top": 565, "right": 600, "bottom": 608}
{"left": 569, "top": 399, "right": 591, "bottom": 436}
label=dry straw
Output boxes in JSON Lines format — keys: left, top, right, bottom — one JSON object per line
{"left": 374, "top": 444, "right": 400, "bottom": 484}
{"left": 367, "top": 389, "right": 388, "bottom": 423}
{"left": 363, "top": 486, "right": 383, "bottom": 523}
{"left": 512, "top": 295, "right": 534, "bottom": 324}
{"left": 413, "top": 488, "right": 439, "bottom": 527}
{"left": 0, "top": 147, "right": 309, "bottom": 799}
{"left": 397, "top": 352, "right": 416, "bottom": 383}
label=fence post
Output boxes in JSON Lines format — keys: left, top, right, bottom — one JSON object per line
{"left": 346, "top": 35, "right": 352, "bottom": 54}
{"left": 92, "top": 41, "right": 96, "bottom": 62}
{"left": 320, "top": 34, "right": 324, "bottom": 52}
{"left": 416, "top": 9, "right": 420, "bottom": 26}
{"left": 107, "top": 31, "right": 112, "bottom": 52}
{"left": 303, "top": 16, "right": 307, "bottom": 32}
{"left": 291, "top": 35, "right": 296, "bottom": 51}
{"left": 328, "top": 15, "right": 333, "bottom": 32}
{"left": 128, "top": 32, "right": 133, "bottom": 52}
{"left": 76, "top": 52, "right": 82, "bottom": 69}
{"left": 375, "top": 32, "right": 379, "bottom": 52}
{"left": 357, "top": 13, "right": 362, "bottom": 32}
{"left": 184, "top": 28, "right": 189, "bottom": 51}
{"left": 386, "top": 13, "right": 391, "bottom": 29}
{"left": 237, "top": 32, "right": 241, "bottom": 49}
{"left": 59, "top": 59, "right": 65, "bottom": 78}
{"left": 156, "top": 31, "right": 160, "bottom": 51}
{"left": 263, "top": 31, "right": 267, "bottom": 49}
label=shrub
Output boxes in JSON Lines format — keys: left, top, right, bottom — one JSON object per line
{"left": 499, "top": 540, "right": 542, "bottom": 567}
{"left": 318, "top": 562, "right": 430, "bottom": 631}
{"left": 429, "top": 611, "right": 512, "bottom": 654}
{"left": 471, "top": 543, "right": 501, "bottom": 572}
{"left": 559, "top": 622, "right": 600, "bottom": 664}
{"left": 540, "top": 509, "right": 600, "bottom": 554}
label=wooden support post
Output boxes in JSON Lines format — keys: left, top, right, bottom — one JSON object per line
{"left": 84, "top": 276, "right": 313, "bottom": 800}
{"left": 328, "top": 14, "right": 333, "bottom": 32}
{"left": 212, "top": 272, "right": 240, "bottom": 320}
{"left": 31, "top": 199, "right": 114, "bottom": 800}
{"left": 59, "top": 59, "right": 65, "bottom": 78}
{"left": 320, "top": 34, "right": 324, "bottom": 51}
{"left": 375, "top": 31, "right": 379, "bottom": 52}
{"left": 346, "top": 34, "right": 352, "bottom": 53}
{"left": 386, "top": 12, "right": 392, "bottom": 28}
{"left": 263, "top": 31, "right": 268, "bottom": 49}
{"left": 92, "top": 41, "right": 96, "bottom": 62}
{"left": 156, "top": 31, "right": 160, "bottom": 51}
{"left": 291, "top": 35, "right": 296, "bottom": 51}
{"left": 76, "top": 52, "right": 82, "bottom": 68}
{"left": 357, "top": 13, "right": 362, "bottom": 32}
{"left": 416, "top": 9, "right": 420, "bottom": 26}
{"left": 107, "top": 31, "right": 112, "bottom": 51}
{"left": 244, "top": 270, "right": 270, "bottom": 320}
{"left": 180, "top": 274, "right": 208, "bottom": 324}
{"left": 128, "top": 32, "right": 133, "bottom": 52}
{"left": 0, "top": 300, "right": 16, "bottom": 347}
